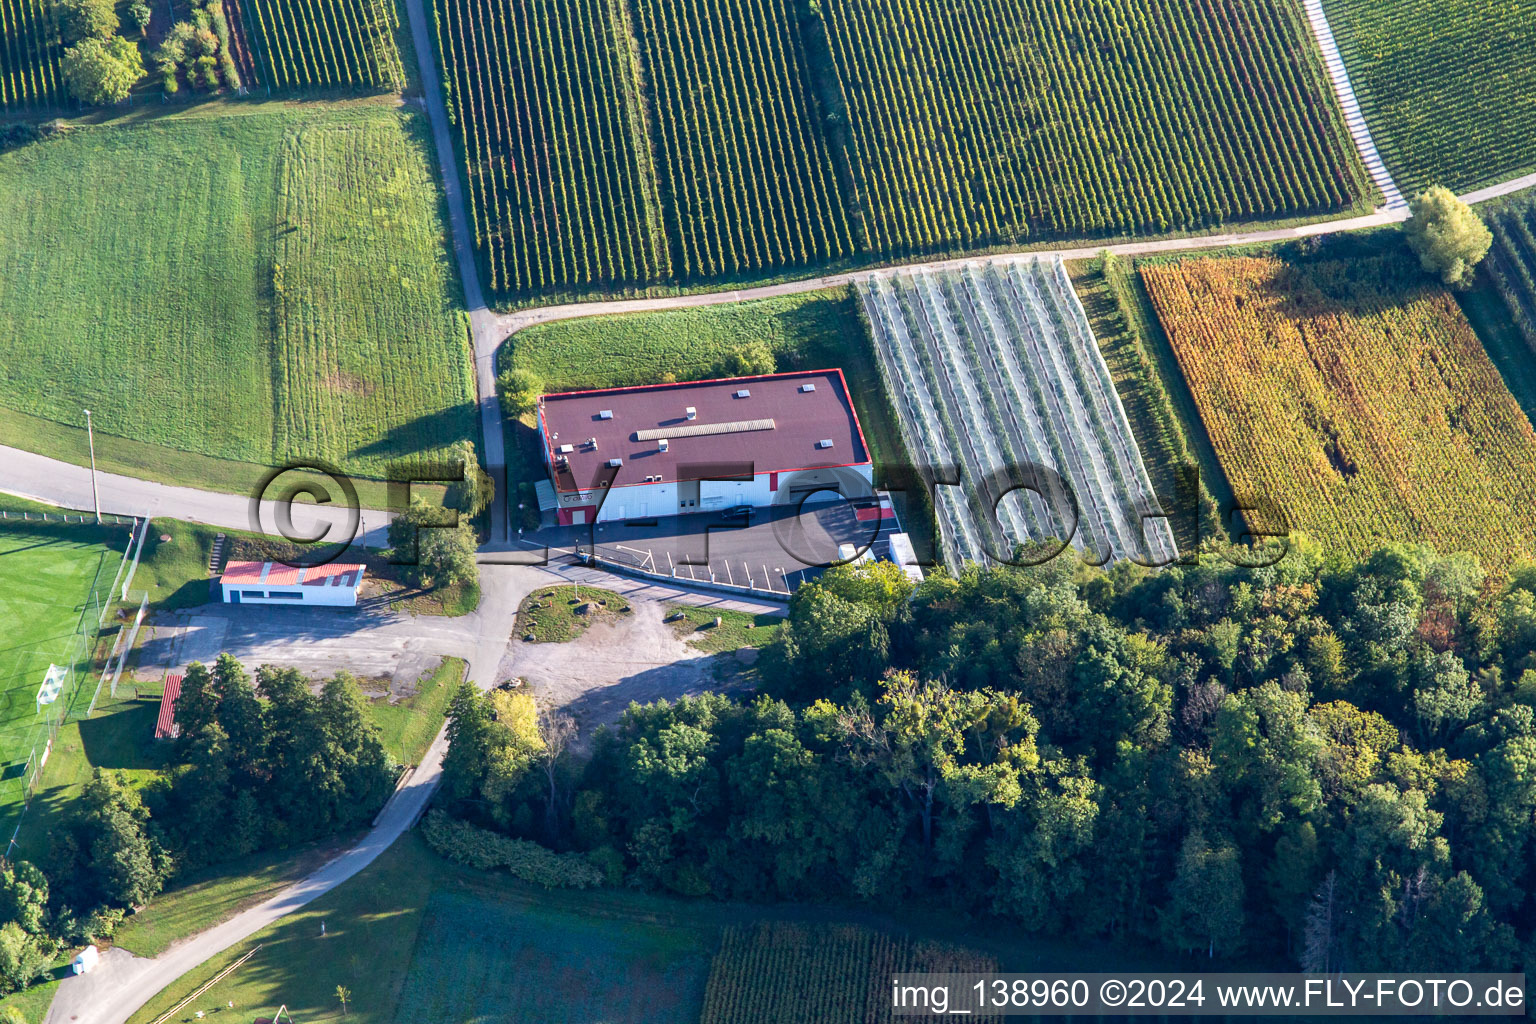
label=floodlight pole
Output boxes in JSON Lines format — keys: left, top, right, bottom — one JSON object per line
{"left": 83, "top": 409, "right": 101, "bottom": 524}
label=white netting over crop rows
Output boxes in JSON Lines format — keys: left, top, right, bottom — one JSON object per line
{"left": 858, "top": 258, "right": 1179, "bottom": 571}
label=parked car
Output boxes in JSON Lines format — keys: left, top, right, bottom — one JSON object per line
{"left": 720, "top": 505, "right": 755, "bottom": 521}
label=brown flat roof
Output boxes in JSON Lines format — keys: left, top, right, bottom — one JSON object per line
{"left": 539, "top": 370, "right": 869, "bottom": 493}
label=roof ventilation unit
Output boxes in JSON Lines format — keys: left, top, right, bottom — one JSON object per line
{"left": 817, "top": 439, "right": 835, "bottom": 449}
{"left": 735, "top": 389, "right": 751, "bottom": 398}
{"left": 557, "top": 444, "right": 574, "bottom": 454}
{"left": 658, "top": 438, "right": 669, "bottom": 452}
{"left": 685, "top": 407, "right": 697, "bottom": 420}
{"left": 598, "top": 409, "right": 614, "bottom": 420}
{"left": 799, "top": 383, "right": 817, "bottom": 393}
{"left": 608, "top": 458, "right": 623, "bottom": 468}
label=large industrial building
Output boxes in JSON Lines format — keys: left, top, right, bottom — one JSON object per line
{"left": 536, "top": 370, "right": 873, "bottom": 525}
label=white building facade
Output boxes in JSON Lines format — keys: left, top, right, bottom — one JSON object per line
{"left": 219, "top": 561, "right": 365, "bottom": 607}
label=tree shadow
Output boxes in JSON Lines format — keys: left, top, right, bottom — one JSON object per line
{"left": 345, "top": 404, "right": 479, "bottom": 467}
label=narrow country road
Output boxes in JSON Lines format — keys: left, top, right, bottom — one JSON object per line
{"left": 489, "top": 167, "right": 1536, "bottom": 341}
{"left": 399, "top": 0, "right": 507, "bottom": 543}
{"left": 1300, "top": 0, "right": 1406, "bottom": 210}
{"left": 0, "top": 445, "right": 393, "bottom": 548}
{"left": 42, "top": 723, "right": 451, "bottom": 1024}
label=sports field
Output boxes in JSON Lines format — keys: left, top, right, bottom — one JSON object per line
{"left": 0, "top": 104, "right": 473, "bottom": 489}
{"left": 0, "top": 522, "right": 117, "bottom": 838}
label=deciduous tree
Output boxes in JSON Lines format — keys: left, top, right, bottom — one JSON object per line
{"left": 1403, "top": 187, "right": 1492, "bottom": 289}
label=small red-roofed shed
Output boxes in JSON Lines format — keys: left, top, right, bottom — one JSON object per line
{"left": 219, "top": 561, "right": 366, "bottom": 607}
{"left": 155, "top": 673, "right": 183, "bottom": 741}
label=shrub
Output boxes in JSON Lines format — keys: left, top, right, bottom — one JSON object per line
{"left": 496, "top": 367, "right": 543, "bottom": 419}
{"left": 56, "top": 0, "right": 118, "bottom": 43}
{"left": 61, "top": 36, "right": 143, "bottom": 105}
{"left": 421, "top": 810, "right": 604, "bottom": 889}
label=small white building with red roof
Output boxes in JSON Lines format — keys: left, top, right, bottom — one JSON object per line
{"left": 219, "top": 560, "right": 366, "bottom": 607}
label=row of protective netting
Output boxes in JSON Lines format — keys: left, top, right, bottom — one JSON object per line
{"left": 858, "top": 257, "right": 1177, "bottom": 572}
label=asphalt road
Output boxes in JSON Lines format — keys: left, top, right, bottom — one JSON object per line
{"left": 42, "top": 721, "right": 450, "bottom": 1024}
{"left": 0, "top": 445, "right": 392, "bottom": 548}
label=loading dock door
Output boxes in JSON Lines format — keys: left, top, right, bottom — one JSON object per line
{"left": 572, "top": 509, "right": 587, "bottom": 525}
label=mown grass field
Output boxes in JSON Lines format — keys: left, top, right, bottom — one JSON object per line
{"left": 128, "top": 829, "right": 1175, "bottom": 1024}
{"left": 0, "top": 522, "right": 118, "bottom": 840}
{"left": 503, "top": 288, "right": 936, "bottom": 558}
{"left": 394, "top": 889, "right": 712, "bottom": 1023}
{"left": 1141, "top": 254, "right": 1536, "bottom": 568}
{"left": 666, "top": 606, "right": 782, "bottom": 654}
{"left": 1325, "top": 0, "right": 1536, "bottom": 193}
{"left": 9, "top": 687, "right": 166, "bottom": 863}
{"left": 0, "top": 105, "right": 472, "bottom": 493}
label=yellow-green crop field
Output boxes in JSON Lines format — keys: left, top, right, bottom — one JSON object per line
{"left": 1143, "top": 255, "right": 1536, "bottom": 568}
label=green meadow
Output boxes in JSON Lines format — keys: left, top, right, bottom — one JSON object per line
{"left": 0, "top": 105, "right": 473, "bottom": 490}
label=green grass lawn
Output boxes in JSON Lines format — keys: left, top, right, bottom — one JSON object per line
{"left": 503, "top": 288, "right": 937, "bottom": 559}
{"left": 665, "top": 606, "right": 783, "bottom": 654}
{"left": 0, "top": 104, "right": 473, "bottom": 496}
{"left": 516, "top": 586, "right": 630, "bottom": 643}
{"left": 127, "top": 827, "right": 1186, "bottom": 1024}
{"left": 0, "top": 522, "right": 121, "bottom": 843}
{"left": 1325, "top": 0, "right": 1536, "bottom": 193}
{"left": 10, "top": 687, "right": 168, "bottom": 863}
{"left": 367, "top": 657, "right": 462, "bottom": 764}
{"left": 115, "top": 840, "right": 352, "bottom": 958}
{"left": 393, "top": 889, "right": 710, "bottom": 1024}
{"left": 0, "top": 961, "right": 66, "bottom": 1024}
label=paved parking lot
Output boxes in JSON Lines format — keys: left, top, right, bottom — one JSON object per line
{"left": 526, "top": 500, "right": 903, "bottom": 596}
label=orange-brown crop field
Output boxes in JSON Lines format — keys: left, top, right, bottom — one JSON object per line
{"left": 1142, "top": 255, "right": 1536, "bottom": 568}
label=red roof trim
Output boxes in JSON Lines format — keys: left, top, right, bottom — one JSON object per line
{"left": 538, "top": 368, "right": 848, "bottom": 401}
{"left": 539, "top": 369, "right": 872, "bottom": 493}
{"left": 155, "top": 674, "right": 184, "bottom": 740}
{"left": 834, "top": 367, "right": 872, "bottom": 468}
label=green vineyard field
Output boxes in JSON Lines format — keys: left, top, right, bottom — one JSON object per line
{"left": 820, "top": 0, "right": 1369, "bottom": 251}
{"left": 429, "top": 0, "right": 1371, "bottom": 300}
{"left": 1487, "top": 193, "right": 1536, "bottom": 351}
{"left": 0, "top": 0, "right": 63, "bottom": 112}
{"left": 241, "top": 0, "right": 406, "bottom": 93}
{"left": 430, "top": 0, "right": 670, "bottom": 295}
{"left": 701, "top": 922, "right": 1003, "bottom": 1024}
{"left": 1324, "top": 0, "right": 1536, "bottom": 193}
{"left": 630, "top": 0, "right": 852, "bottom": 278}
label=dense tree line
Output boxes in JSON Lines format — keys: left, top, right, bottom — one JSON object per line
{"left": 437, "top": 542, "right": 1536, "bottom": 970}
{"left": 0, "top": 657, "right": 393, "bottom": 996}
